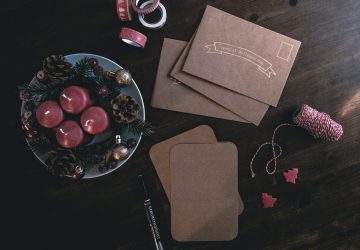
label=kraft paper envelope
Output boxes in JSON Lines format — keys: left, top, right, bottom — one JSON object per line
{"left": 170, "top": 143, "right": 238, "bottom": 241}
{"left": 149, "top": 125, "right": 244, "bottom": 215}
{"left": 151, "top": 38, "right": 248, "bottom": 123}
{"left": 183, "top": 5, "right": 301, "bottom": 107}
{"left": 171, "top": 36, "right": 269, "bottom": 126}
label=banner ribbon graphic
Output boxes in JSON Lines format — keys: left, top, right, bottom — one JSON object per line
{"left": 205, "top": 42, "right": 276, "bottom": 78}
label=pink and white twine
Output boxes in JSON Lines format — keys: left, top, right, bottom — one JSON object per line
{"left": 250, "top": 104, "right": 343, "bottom": 178}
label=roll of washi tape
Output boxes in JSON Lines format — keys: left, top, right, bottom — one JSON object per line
{"left": 131, "top": 0, "right": 160, "bottom": 14}
{"left": 119, "top": 27, "right": 148, "bottom": 48}
{"left": 138, "top": 1, "right": 167, "bottom": 29}
{"left": 116, "top": 0, "right": 132, "bottom": 21}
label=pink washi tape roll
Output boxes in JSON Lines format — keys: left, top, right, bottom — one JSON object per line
{"left": 116, "top": 0, "right": 133, "bottom": 21}
{"left": 131, "top": 0, "right": 160, "bottom": 14}
{"left": 119, "top": 27, "right": 147, "bottom": 48}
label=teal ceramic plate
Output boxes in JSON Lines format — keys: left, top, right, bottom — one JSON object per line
{"left": 21, "top": 53, "right": 145, "bottom": 178}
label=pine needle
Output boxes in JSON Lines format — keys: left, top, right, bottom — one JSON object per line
{"left": 71, "top": 57, "right": 95, "bottom": 79}
{"left": 123, "top": 119, "right": 155, "bottom": 136}
{"left": 19, "top": 81, "right": 63, "bottom": 101}
{"left": 26, "top": 136, "right": 53, "bottom": 153}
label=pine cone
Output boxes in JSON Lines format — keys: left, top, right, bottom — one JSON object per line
{"left": 37, "top": 55, "right": 72, "bottom": 82}
{"left": 111, "top": 93, "right": 140, "bottom": 123}
{"left": 46, "top": 149, "right": 84, "bottom": 179}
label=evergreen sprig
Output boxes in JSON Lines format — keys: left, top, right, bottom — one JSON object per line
{"left": 19, "top": 81, "right": 64, "bottom": 101}
{"left": 19, "top": 57, "right": 97, "bottom": 101}
{"left": 93, "top": 75, "right": 122, "bottom": 100}
{"left": 71, "top": 57, "right": 95, "bottom": 79}
{"left": 26, "top": 135, "right": 53, "bottom": 153}
{"left": 73, "top": 130, "right": 116, "bottom": 166}
{"left": 76, "top": 154, "right": 106, "bottom": 167}
{"left": 75, "top": 131, "right": 116, "bottom": 155}
{"left": 122, "top": 119, "right": 155, "bottom": 136}
{"left": 93, "top": 74, "right": 116, "bottom": 88}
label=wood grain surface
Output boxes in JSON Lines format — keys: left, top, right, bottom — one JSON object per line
{"left": 2, "top": 0, "right": 360, "bottom": 249}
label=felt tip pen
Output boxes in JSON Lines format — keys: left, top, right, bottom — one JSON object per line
{"left": 137, "top": 174, "right": 164, "bottom": 250}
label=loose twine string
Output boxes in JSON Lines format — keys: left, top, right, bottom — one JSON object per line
{"left": 250, "top": 104, "right": 343, "bottom": 178}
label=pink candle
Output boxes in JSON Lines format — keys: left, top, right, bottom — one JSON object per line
{"left": 80, "top": 106, "right": 110, "bottom": 135}
{"left": 59, "top": 86, "right": 92, "bottom": 114}
{"left": 36, "top": 100, "right": 64, "bottom": 128}
{"left": 56, "top": 120, "right": 84, "bottom": 148}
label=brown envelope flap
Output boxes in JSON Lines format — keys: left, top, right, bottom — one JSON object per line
{"left": 171, "top": 35, "right": 269, "bottom": 126}
{"left": 151, "top": 38, "right": 248, "bottom": 122}
{"left": 183, "top": 5, "right": 301, "bottom": 106}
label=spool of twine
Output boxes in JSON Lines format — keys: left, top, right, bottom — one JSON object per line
{"left": 293, "top": 104, "right": 343, "bottom": 141}
{"left": 250, "top": 104, "right": 343, "bottom": 178}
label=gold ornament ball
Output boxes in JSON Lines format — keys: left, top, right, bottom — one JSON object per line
{"left": 112, "top": 144, "right": 130, "bottom": 161}
{"left": 115, "top": 69, "right": 132, "bottom": 86}
{"left": 71, "top": 165, "right": 85, "bottom": 180}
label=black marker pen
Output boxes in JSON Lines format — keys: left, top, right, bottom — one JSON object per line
{"left": 137, "top": 174, "right": 164, "bottom": 250}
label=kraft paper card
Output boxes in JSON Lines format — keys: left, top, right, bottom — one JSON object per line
{"left": 183, "top": 5, "right": 301, "bottom": 107}
{"left": 149, "top": 125, "right": 244, "bottom": 215}
{"left": 150, "top": 125, "right": 217, "bottom": 199}
{"left": 170, "top": 143, "right": 238, "bottom": 241}
{"left": 171, "top": 36, "right": 269, "bottom": 126}
{"left": 151, "top": 38, "right": 248, "bottom": 123}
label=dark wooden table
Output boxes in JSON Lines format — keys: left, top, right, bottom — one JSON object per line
{"left": 3, "top": 0, "right": 360, "bottom": 249}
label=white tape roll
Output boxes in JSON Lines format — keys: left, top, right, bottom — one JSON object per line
{"left": 138, "top": 1, "right": 167, "bottom": 29}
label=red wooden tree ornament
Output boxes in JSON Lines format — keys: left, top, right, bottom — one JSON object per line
{"left": 262, "top": 193, "right": 277, "bottom": 208}
{"left": 283, "top": 168, "right": 299, "bottom": 184}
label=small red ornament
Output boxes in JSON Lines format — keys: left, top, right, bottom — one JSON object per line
{"left": 262, "top": 193, "right": 277, "bottom": 208}
{"left": 36, "top": 100, "right": 64, "bottom": 128}
{"left": 108, "top": 160, "right": 118, "bottom": 169}
{"left": 88, "top": 58, "right": 98, "bottom": 67}
{"left": 19, "top": 90, "right": 31, "bottom": 101}
{"left": 94, "top": 65, "right": 104, "bottom": 76}
{"left": 55, "top": 120, "right": 84, "bottom": 148}
{"left": 80, "top": 106, "right": 110, "bottom": 135}
{"left": 59, "top": 86, "right": 93, "bottom": 114}
{"left": 96, "top": 86, "right": 109, "bottom": 96}
{"left": 126, "top": 138, "right": 137, "bottom": 148}
{"left": 283, "top": 168, "right": 299, "bottom": 184}
{"left": 25, "top": 129, "right": 38, "bottom": 139}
